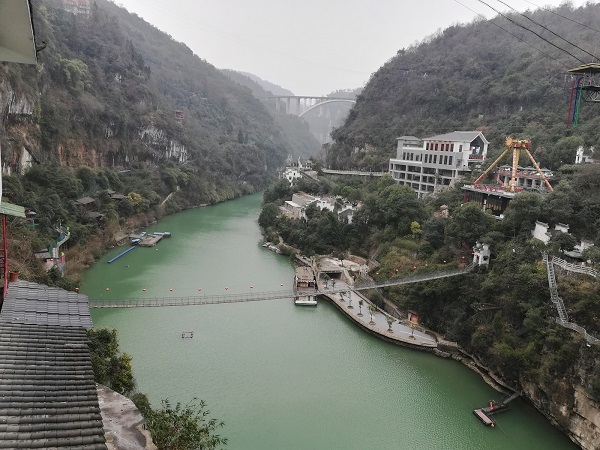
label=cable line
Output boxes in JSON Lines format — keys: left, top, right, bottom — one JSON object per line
{"left": 520, "top": 0, "right": 600, "bottom": 35}
{"left": 494, "top": 0, "right": 600, "bottom": 62}
{"left": 475, "top": 0, "right": 587, "bottom": 64}
{"left": 451, "top": 0, "right": 562, "bottom": 65}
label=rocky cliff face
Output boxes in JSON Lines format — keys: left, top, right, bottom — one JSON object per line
{"left": 0, "top": 80, "right": 39, "bottom": 179}
{"left": 521, "top": 379, "right": 599, "bottom": 449}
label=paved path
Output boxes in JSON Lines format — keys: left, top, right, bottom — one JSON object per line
{"left": 318, "top": 280, "right": 437, "bottom": 348}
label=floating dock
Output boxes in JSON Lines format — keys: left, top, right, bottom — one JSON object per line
{"left": 473, "top": 392, "right": 520, "bottom": 427}
{"left": 108, "top": 246, "right": 137, "bottom": 263}
{"left": 129, "top": 231, "right": 171, "bottom": 246}
{"left": 138, "top": 234, "right": 163, "bottom": 247}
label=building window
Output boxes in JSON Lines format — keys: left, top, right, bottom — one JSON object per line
{"left": 459, "top": 145, "right": 463, "bottom": 151}
{"left": 433, "top": 155, "right": 437, "bottom": 164}
{"left": 449, "top": 156, "right": 453, "bottom": 166}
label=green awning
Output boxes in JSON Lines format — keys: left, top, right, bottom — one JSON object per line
{"left": 0, "top": 202, "right": 26, "bottom": 218}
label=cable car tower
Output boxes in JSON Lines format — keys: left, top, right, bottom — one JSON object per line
{"left": 473, "top": 137, "right": 553, "bottom": 193}
{"left": 566, "top": 63, "right": 600, "bottom": 128}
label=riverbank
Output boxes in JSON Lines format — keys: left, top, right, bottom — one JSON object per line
{"left": 64, "top": 202, "right": 218, "bottom": 282}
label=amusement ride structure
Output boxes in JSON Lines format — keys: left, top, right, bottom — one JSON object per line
{"left": 473, "top": 136, "right": 553, "bottom": 193}
{"left": 566, "top": 63, "right": 600, "bottom": 128}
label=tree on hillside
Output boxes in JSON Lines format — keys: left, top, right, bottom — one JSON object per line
{"left": 422, "top": 216, "right": 447, "bottom": 250}
{"left": 374, "top": 184, "right": 425, "bottom": 235}
{"left": 537, "top": 136, "right": 583, "bottom": 171}
{"left": 542, "top": 180, "right": 575, "bottom": 227}
{"left": 501, "top": 192, "right": 542, "bottom": 237}
{"left": 445, "top": 203, "right": 495, "bottom": 247}
{"left": 87, "top": 328, "right": 135, "bottom": 396}
{"left": 258, "top": 203, "right": 280, "bottom": 229}
{"left": 145, "top": 399, "right": 227, "bottom": 450}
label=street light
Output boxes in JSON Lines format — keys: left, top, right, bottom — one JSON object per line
{"left": 386, "top": 316, "right": 395, "bottom": 333}
{"left": 409, "top": 322, "right": 418, "bottom": 339}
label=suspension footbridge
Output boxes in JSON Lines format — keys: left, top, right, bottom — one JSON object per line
{"left": 88, "top": 264, "right": 474, "bottom": 308}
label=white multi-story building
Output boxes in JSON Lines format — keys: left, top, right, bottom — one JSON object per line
{"left": 389, "top": 131, "right": 489, "bottom": 198}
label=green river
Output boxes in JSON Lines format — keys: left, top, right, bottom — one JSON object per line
{"left": 82, "top": 193, "right": 578, "bottom": 450}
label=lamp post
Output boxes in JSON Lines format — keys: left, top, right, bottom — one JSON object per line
{"left": 386, "top": 316, "right": 395, "bottom": 333}
{"left": 368, "top": 304, "right": 377, "bottom": 325}
{"left": 409, "top": 322, "right": 417, "bottom": 339}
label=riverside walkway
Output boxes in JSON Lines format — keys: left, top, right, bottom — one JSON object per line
{"left": 318, "top": 279, "right": 438, "bottom": 348}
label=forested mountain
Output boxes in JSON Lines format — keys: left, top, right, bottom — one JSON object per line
{"left": 1, "top": 0, "right": 300, "bottom": 198}
{"left": 237, "top": 71, "right": 294, "bottom": 96}
{"left": 328, "top": 3, "right": 600, "bottom": 171}
{"left": 222, "top": 69, "right": 321, "bottom": 158}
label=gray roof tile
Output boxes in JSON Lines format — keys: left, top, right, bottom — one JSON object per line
{"left": 0, "top": 284, "right": 107, "bottom": 450}
{"left": 424, "top": 130, "right": 489, "bottom": 144}
{"left": 0, "top": 281, "right": 92, "bottom": 328}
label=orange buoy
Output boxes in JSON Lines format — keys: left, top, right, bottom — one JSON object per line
{"left": 75, "top": 287, "right": 79, "bottom": 292}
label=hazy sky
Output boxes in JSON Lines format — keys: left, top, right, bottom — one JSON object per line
{"left": 113, "top": 0, "right": 591, "bottom": 95}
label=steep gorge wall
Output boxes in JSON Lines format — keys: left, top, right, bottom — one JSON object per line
{"left": 0, "top": 81, "right": 36, "bottom": 180}
{"left": 522, "top": 379, "right": 600, "bottom": 450}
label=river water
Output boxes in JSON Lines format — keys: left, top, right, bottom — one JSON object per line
{"left": 82, "top": 193, "right": 578, "bottom": 450}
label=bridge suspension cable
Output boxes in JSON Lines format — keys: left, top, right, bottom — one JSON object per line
{"left": 89, "top": 289, "right": 296, "bottom": 308}
{"left": 89, "top": 265, "right": 474, "bottom": 309}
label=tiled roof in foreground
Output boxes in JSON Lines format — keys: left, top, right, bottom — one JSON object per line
{"left": 0, "top": 280, "right": 106, "bottom": 449}
{"left": 0, "top": 280, "right": 92, "bottom": 328}
{"left": 0, "top": 322, "right": 107, "bottom": 449}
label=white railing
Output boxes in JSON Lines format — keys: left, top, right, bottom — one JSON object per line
{"left": 556, "top": 318, "right": 600, "bottom": 345}
{"left": 543, "top": 252, "right": 599, "bottom": 343}
{"left": 551, "top": 256, "right": 599, "bottom": 279}
{"left": 544, "top": 253, "right": 569, "bottom": 322}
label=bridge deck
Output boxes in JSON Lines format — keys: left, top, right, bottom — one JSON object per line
{"left": 89, "top": 265, "right": 473, "bottom": 308}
